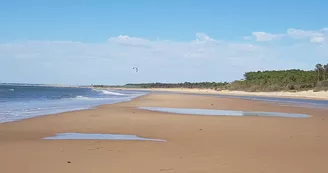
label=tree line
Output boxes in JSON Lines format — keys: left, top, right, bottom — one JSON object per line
{"left": 92, "top": 63, "right": 328, "bottom": 92}
{"left": 315, "top": 63, "right": 328, "bottom": 81}
{"left": 228, "top": 63, "right": 328, "bottom": 91}
{"left": 124, "top": 82, "right": 228, "bottom": 89}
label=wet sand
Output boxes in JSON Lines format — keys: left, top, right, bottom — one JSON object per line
{"left": 111, "top": 87, "right": 328, "bottom": 100}
{"left": 1, "top": 93, "right": 328, "bottom": 173}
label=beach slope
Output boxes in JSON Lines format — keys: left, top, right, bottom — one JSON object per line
{"left": 1, "top": 93, "right": 328, "bottom": 173}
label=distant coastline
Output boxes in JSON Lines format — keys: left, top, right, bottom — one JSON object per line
{"left": 96, "top": 87, "right": 328, "bottom": 100}
{"left": 90, "top": 63, "right": 328, "bottom": 100}
{"left": 0, "top": 83, "right": 83, "bottom": 88}
{"left": 3, "top": 63, "right": 328, "bottom": 100}
{"left": 92, "top": 63, "right": 328, "bottom": 93}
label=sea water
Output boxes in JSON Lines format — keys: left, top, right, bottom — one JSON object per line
{"left": 0, "top": 84, "right": 147, "bottom": 123}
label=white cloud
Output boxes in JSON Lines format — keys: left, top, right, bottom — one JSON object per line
{"left": 0, "top": 32, "right": 327, "bottom": 85}
{"left": 195, "top": 33, "right": 215, "bottom": 42}
{"left": 251, "top": 32, "right": 282, "bottom": 42}
{"left": 108, "top": 35, "right": 151, "bottom": 48}
{"left": 246, "top": 28, "right": 327, "bottom": 44}
{"left": 287, "top": 28, "right": 326, "bottom": 44}
{"left": 286, "top": 28, "right": 322, "bottom": 39}
{"left": 310, "top": 36, "right": 325, "bottom": 44}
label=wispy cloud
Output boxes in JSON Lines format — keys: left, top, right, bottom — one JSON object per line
{"left": 108, "top": 35, "right": 152, "bottom": 48}
{"left": 0, "top": 32, "right": 326, "bottom": 85}
{"left": 251, "top": 32, "right": 283, "bottom": 42}
{"left": 286, "top": 28, "right": 323, "bottom": 39}
{"left": 246, "top": 28, "right": 327, "bottom": 44}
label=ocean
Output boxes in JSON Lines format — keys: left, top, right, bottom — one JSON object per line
{"left": 0, "top": 84, "right": 147, "bottom": 123}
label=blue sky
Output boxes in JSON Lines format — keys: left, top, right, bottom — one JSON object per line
{"left": 1, "top": 0, "right": 328, "bottom": 85}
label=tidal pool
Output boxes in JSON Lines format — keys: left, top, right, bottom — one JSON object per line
{"left": 43, "top": 133, "right": 166, "bottom": 142}
{"left": 138, "top": 107, "right": 310, "bottom": 118}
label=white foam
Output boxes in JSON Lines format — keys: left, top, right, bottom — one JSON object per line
{"left": 0, "top": 89, "right": 146, "bottom": 123}
{"left": 75, "top": 96, "right": 89, "bottom": 99}
{"left": 101, "top": 90, "right": 125, "bottom": 95}
{"left": 74, "top": 95, "right": 124, "bottom": 101}
{"left": 92, "top": 88, "right": 126, "bottom": 96}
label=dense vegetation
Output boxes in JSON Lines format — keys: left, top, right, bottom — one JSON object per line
{"left": 92, "top": 63, "right": 328, "bottom": 92}
{"left": 228, "top": 63, "right": 328, "bottom": 91}
{"left": 123, "top": 82, "right": 229, "bottom": 89}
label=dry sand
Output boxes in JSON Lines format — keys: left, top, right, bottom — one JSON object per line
{"left": 1, "top": 93, "right": 328, "bottom": 173}
{"left": 111, "top": 87, "right": 328, "bottom": 100}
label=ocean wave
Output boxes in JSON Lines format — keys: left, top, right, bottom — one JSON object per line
{"left": 92, "top": 89, "right": 125, "bottom": 96}
{"left": 73, "top": 95, "right": 125, "bottom": 101}
{"left": 75, "top": 96, "right": 90, "bottom": 100}
{"left": 0, "top": 86, "right": 146, "bottom": 123}
{"left": 0, "top": 88, "right": 14, "bottom": 92}
{"left": 74, "top": 96, "right": 107, "bottom": 100}
{"left": 102, "top": 90, "right": 125, "bottom": 95}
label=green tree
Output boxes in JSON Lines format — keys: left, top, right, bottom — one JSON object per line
{"left": 315, "top": 63, "right": 324, "bottom": 81}
{"left": 324, "top": 63, "right": 328, "bottom": 81}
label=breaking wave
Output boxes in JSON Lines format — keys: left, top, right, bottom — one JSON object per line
{"left": 101, "top": 90, "right": 125, "bottom": 95}
{"left": 92, "top": 88, "right": 126, "bottom": 96}
{"left": 1, "top": 85, "right": 146, "bottom": 123}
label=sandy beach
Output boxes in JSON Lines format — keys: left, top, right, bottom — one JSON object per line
{"left": 110, "top": 87, "right": 328, "bottom": 100}
{"left": 1, "top": 93, "right": 328, "bottom": 173}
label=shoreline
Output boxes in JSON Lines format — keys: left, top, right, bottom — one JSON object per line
{"left": 1, "top": 89, "right": 326, "bottom": 125}
{"left": 107, "top": 87, "right": 328, "bottom": 100}
{"left": 4, "top": 87, "right": 326, "bottom": 125}
{"left": 0, "top": 86, "right": 147, "bottom": 124}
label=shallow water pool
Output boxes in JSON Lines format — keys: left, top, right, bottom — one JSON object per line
{"left": 138, "top": 107, "right": 310, "bottom": 118}
{"left": 43, "top": 133, "right": 166, "bottom": 142}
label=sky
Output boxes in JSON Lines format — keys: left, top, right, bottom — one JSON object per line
{"left": 1, "top": 0, "right": 328, "bottom": 85}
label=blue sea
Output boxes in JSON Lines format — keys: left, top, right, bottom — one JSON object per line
{"left": 1, "top": 85, "right": 327, "bottom": 123}
{"left": 0, "top": 84, "right": 147, "bottom": 123}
